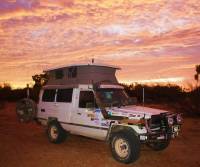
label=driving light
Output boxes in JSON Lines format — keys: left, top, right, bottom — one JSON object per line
{"left": 176, "top": 114, "right": 183, "bottom": 124}
{"left": 167, "top": 117, "right": 174, "bottom": 126}
{"left": 173, "top": 126, "right": 179, "bottom": 132}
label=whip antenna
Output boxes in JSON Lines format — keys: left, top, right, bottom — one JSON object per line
{"left": 142, "top": 87, "right": 145, "bottom": 106}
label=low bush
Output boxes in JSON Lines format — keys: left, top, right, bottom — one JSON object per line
{"left": 0, "top": 83, "right": 199, "bottom": 116}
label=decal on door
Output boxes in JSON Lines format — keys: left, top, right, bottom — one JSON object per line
{"left": 87, "top": 108, "right": 102, "bottom": 123}
{"left": 87, "top": 108, "right": 100, "bottom": 120}
{"left": 87, "top": 108, "right": 110, "bottom": 127}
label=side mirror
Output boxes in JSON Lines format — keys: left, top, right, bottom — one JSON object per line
{"left": 128, "top": 97, "right": 137, "bottom": 105}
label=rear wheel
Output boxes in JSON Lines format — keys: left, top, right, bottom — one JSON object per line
{"left": 47, "top": 121, "right": 66, "bottom": 144}
{"left": 110, "top": 130, "right": 140, "bottom": 164}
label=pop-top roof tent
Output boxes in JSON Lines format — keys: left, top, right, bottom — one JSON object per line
{"left": 44, "top": 63, "right": 121, "bottom": 86}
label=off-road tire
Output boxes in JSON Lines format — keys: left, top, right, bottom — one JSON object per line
{"left": 110, "top": 130, "right": 140, "bottom": 164}
{"left": 147, "top": 139, "right": 170, "bottom": 151}
{"left": 47, "top": 121, "right": 66, "bottom": 144}
{"left": 16, "top": 98, "right": 37, "bottom": 123}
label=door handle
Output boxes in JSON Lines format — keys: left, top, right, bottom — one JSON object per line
{"left": 77, "top": 112, "right": 82, "bottom": 115}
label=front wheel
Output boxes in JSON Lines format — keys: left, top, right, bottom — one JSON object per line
{"left": 110, "top": 130, "right": 140, "bottom": 164}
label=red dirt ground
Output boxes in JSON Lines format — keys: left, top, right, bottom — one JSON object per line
{"left": 0, "top": 102, "right": 200, "bottom": 167}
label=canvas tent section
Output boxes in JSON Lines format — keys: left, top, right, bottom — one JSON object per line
{"left": 45, "top": 64, "right": 120, "bottom": 86}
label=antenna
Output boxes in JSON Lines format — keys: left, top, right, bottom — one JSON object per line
{"left": 26, "top": 84, "right": 30, "bottom": 99}
{"left": 142, "top": 87, "right": 145, "bottom": 106}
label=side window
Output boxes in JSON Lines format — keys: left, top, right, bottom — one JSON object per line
{"left": 42, "top": 89, "right": 56, "bottom": 102}
{"left": 79, "top": 91, "right": 95, "bottom": 108}
{"left": 55, "top": 70, "right": 63, "bottom": 79}
{"left": 68, "top": 67, "right": 77, "bottom": 78}
{"left": 56, "top": 89, "right": 73, "bottom": 103}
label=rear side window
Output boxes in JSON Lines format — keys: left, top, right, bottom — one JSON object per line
{"left": 79, "top": 91, "right": 95, "bottom": 108}
{"left": 42, "top": 89, "right": 56, "bottom": 102}
{"left": 56, "top": 89, "right": 73, "bottom": 103}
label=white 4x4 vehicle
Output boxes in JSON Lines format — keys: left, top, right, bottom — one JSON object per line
{"left": 16, "top": 64, "right": 182, "bottom": 164}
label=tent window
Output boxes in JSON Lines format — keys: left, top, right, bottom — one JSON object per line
{"left": 68, "top": 67, "right": 77, "bottom": 78}
{"left": 55, "top": 70, "right": 63, "bottom": 79}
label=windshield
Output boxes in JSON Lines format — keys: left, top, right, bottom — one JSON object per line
{"left": 95, "top": 88, "right": 130, "bottom": 107}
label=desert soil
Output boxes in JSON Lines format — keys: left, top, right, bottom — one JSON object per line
{"left": 0, "top": 102, "right": 200, "bottom": 167}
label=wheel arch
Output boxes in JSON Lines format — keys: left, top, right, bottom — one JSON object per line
{"left": 47, "top": 117, "right": 58, "bottom": 124}
{"left": 107, "top": 125, "right": 138, "bottom": 141}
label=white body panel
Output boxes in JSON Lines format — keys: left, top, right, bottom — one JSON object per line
{"left": 69, "top": 88, "right": 108, "bottom": 140}
{"left": 37, "top": 86, "right": 109, "bottom": 140}
{"left": 38, "top": 89, "right": 72, "bottom": 123}
{"left": 114, "top": 105, "right": 168, "bottom": 115}
{"left": 107, "top": 106, "right": 168, "bottom": 120}
{"left": 37, "top": 84, "right": 169, "bottom": 141}
{"left": 37, "top": 90, "right": 57, "bottom": 119}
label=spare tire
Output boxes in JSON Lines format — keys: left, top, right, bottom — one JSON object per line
{"left": 16, "top": 98, "right": 37, "bottom": 123}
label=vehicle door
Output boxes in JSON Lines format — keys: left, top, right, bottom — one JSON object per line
{"left": 71, "top": 89, "right": 108, "bottom": 140}
{"left": 38, "top": 89, "right": 56, "bottom": 119}
{"left": 55, "top": 88, "right": 73, "bottom": 123}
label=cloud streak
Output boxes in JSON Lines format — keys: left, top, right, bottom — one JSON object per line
{"left": 0, "top": 0, "right": 200, "bottom": 88}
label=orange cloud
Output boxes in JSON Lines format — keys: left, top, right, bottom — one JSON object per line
{"left": 0, "top": 0, "right": 200, "bottom": 88}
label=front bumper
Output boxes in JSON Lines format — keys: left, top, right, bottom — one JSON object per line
{"left": 140, "top": 124, "right": 181, "bottom": 142}
{"left": 139, "top": 113, "right": 182, "bottom": 142}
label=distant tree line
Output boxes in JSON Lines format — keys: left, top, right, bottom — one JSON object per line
{"left": 0, "top": 83, "right": 35, "bottom": 102}
{"left": 0, "top": 73, "right": 48, "bottom": 102}
{"left": 122, "top": 83, "right": 199, "bottom": 116}
{"left": 194, "top": 64, "right": 200, "bottom": 87}
{"left": 0, "top": 65, "right": 199, "bottom": 115}
{"left": 122, "top": 84, "right": 184, "bottom": 103}
{"left": 0, "top": 82, "right": 199, "bottom": 116}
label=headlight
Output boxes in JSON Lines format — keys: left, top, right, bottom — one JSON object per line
{"left": 167, "top": 117, "right": 174, "bottom": 126}
{"left": 176, "top": 114, "right": 183, "bottom": 124}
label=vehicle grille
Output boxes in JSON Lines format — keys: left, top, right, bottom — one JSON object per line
{"left": 149, "top": 114, "right": 168, "bottom": 130}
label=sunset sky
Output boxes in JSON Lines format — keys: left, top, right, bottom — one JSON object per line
{"left": 0, "top": 0, "right": 200, "bottom": 88}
